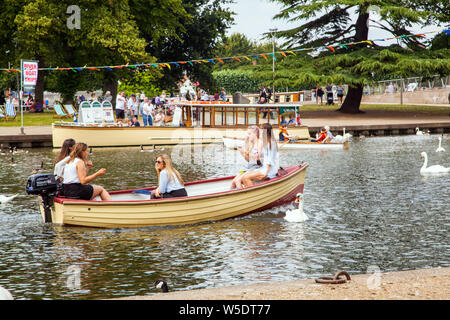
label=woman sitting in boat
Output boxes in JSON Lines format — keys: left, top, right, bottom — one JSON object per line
{"left": 241, "top": 123, "right": 279, "bottom": 187}
{"left": 54, "top": 138, "right": 76, "bottom": 182}
{"left": 151, "top": 154, "right": 188, "bottom": 199}
{"left": 62, "top": 142, "right": 112, "bottom": 201}
{"left": 230, "top": 126, "right": 262, "bottom": 189}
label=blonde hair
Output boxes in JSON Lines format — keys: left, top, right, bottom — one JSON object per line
{"left": 155, "top": 154, "right": 184, "bottom": 185}
{"left": 67, "top": 142, "right": 88, "bottom": 164}
{"left": 243, "top": 125, "right": 260, "bottom": 154}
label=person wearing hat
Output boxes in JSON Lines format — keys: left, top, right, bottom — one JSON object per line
{"left": 103, "top": 91, "right": 112, "bottom": 103}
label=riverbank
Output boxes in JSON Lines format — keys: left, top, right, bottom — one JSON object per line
{"left": 116, "top": 267, "right": 449, "bottom": 300}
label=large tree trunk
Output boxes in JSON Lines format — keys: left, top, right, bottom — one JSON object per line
{"left": 103, "top": 80, "right": 118, "bottom": 108}
{"left": 338, "top": 7, "right": 369, "bottom": 114}
{"left": 339, "top": 85, "right": 364, "bottom": 113}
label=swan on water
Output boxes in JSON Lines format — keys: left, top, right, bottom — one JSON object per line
{"left": 420, "top": 152, "right": 450, "bottom": 175}
{"left": 0, "top": 194, "right": 18, "bottom": 204}
{"left": 284, "top": 193, "right": 308, "bottom": 222}
{"left": 0, "top": 286, "right": 14, "bottom": 300}
{"left": 436, "top": 136, "right": 445, "bottom": 153}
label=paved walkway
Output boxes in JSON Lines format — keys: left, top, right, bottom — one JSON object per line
{"left": 115, "top": 267, "right": 449, "bottom": 300}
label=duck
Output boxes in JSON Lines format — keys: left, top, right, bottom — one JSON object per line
{"left": 154, "top": 279, "right": 169, "bottom": 293}
{"left": 0, "top": 194, "right": 18, "bottom": 204}
{"left": 140, "top": 145, "right": 155, "bottom": 152}
{"left": 284, "top": 193, "right": 308, "bottom": 222}
{"left": 0, "top": 286, "right": 14, "bottom": 300}
{"left": 420, "top": 152, "right": 450, "bottom": 175}
{"left": 436, "top": 136, "right": 445, "bottom": 153}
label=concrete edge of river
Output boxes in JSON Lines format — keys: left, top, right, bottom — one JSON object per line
{"left": 113, "top": 267, "right": 450, "bottom": 300}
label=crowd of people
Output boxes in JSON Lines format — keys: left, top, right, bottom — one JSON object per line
{"left": 313, "top": 84, "right": 345, "bottom": 105}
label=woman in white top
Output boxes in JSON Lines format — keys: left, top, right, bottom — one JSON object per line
{"left": 62, "top": 142, "right": 112, "bottom": 201}
{"left": 230, "top": 126, "right": 262, "bottom": 189}
{"left": 241, "top": 123, "right": 279, "bottom": 187}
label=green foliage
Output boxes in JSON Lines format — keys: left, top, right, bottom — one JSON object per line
{"left": 212, "top": 69, "right": 261, "bottom": 94}
{"left": 118, "top": 69, "right": 163, "bottom": 97}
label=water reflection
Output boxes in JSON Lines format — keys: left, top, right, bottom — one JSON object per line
{"left": 0, "top": 135, "right": 449, "bottom": 299}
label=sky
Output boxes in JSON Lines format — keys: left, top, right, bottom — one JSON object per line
{"left": 225, "top": 0, "right": 442, "bottom": 46}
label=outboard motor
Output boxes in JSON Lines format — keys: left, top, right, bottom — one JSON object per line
{"left": 26, "top": 174, "right": 58, "bottom": 223}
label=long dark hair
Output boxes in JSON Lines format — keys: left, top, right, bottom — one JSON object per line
{"left": 55, "top": 138, "right": 76, "bottom": 163}
{"left": 262, "top": 123, "right": 277, "bottom": 151}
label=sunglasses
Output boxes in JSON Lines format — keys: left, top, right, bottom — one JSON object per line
{"left": 155, "top": 160, "right": 164, "bottom": 164}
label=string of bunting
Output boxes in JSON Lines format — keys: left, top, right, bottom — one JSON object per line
{"left": 0, "top": 30, "right": 446, "bottom": 73}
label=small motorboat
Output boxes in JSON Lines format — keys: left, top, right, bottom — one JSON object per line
{"left": 222, "top": 136, "right": 348, "bottom": 150}
{"left": 26, "top": 164, "right": 308, "bottom": 228}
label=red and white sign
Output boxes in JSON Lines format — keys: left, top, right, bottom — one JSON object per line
{"left": 22, "top": 61, "right": 39, "bottom": 87}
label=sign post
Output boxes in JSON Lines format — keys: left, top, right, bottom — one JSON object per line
{"left": 20, "top": 60, "right": 39, "bottom": 134}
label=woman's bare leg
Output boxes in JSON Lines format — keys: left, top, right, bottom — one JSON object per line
{"left": 241, "top": 171, "right": 265, "bottom": 187}
{"left": 91, "top": 185, "right": 112, "bottom": 201}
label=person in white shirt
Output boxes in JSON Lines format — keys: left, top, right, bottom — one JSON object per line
{"left": 127, "top": 94, "right": 138, "bottom": 120}
{"left": 115, "top": 91, "right": 126, "bottom": 120}
{"left": 54, "top": 138, "right": 76, "bottom": 181}
{"left": 62, "top": 142, "right": 111, "bottom": 201}
{"left": 142, "top": 97, "right": 154, "bottom": 126}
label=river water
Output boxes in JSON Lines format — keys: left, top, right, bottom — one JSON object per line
{"left": 0, "top": 135, "right": 448, "bottom": 300}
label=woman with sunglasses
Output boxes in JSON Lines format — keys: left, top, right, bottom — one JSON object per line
{"left": 151, "top": 154, "right": 188, "bottom": 199}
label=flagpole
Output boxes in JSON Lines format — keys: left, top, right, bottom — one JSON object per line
{"left": 20, "top": 59, "right": 24, "bottom": 135}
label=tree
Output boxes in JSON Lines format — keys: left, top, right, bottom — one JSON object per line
{"left": 145, "top": 0, "right": 234, "bottom": 92}
{"left": 269, "top": 0, "right": 450, "bottom": 113}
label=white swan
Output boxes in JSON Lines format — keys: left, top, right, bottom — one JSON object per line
{"left": 343, "top": 127, "right": 352, "bottom": 139}
{"left": 0, "top": 194, "right": 18, "bottom": 204}
{"left": 0, "top": 286, "right": 14, "bottom": 300}
{"left": 284, "top": 193, "right": 308, "bottom": 222}
{"left": 420, "top": 152, "right": 450, "bottom": 175}
{"left": 415, "top": 127, "right": 423, "bottom": 135}
{"left": 436, "top": 136, "right": 445, "bottom": 153}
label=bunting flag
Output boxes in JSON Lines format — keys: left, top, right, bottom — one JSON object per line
{"left": 0, "top": 30, "right": 443, "bottom": 73}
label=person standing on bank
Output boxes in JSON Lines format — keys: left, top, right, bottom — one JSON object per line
{"left": 151, "top": 154, "right": 188, "bottom": 199}
{"left": 62, "top": 142, "right": 112, "bottom": 201}
{"left": 115, "top": 91, "right": 126, "bottom": 120}
{"left": 142, "top": 97, "right": 154, "bottom": 127}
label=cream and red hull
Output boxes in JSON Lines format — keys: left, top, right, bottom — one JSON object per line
{"left": 40, "top": 165, "right": 307, "bottom": 228}
{"left": 223, "top": 137, "right": 349, "bottom": 150}
{"left": 52, "top": 124, "right": 311, "bottom": 148}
